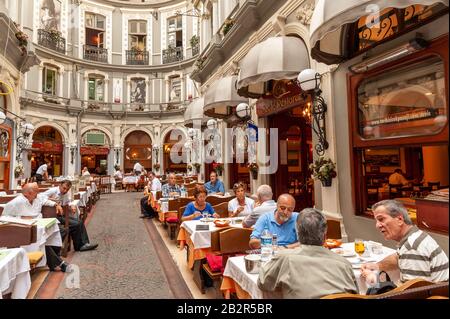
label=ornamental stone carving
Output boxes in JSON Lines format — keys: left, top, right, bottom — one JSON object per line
{"left": 296, "top": 2, "right": 315, "bottom": 26}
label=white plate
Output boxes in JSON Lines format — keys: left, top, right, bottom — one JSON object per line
{"left": 200, "top": 217, "right": 214, "bottom": 222}
{"left": 343, "top": 251, "right": 357, "bottom": 257}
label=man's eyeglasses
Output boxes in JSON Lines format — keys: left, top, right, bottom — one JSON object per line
{"left": 278, "top": 206, "right": 295, "bottom": 213}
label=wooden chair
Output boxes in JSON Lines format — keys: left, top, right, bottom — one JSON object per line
{"left": 41, "top": 205, "right": 71, "bottom": 257}
{"left": 326, "top": 219, "right": 342, "bottom": 240}
{"left": 0, "top": 206, "right": 3, "bottom": 216}
{"left": 389, "top": 184, "right": 403, "bottom": 199}
{"left": 166, "top": 198, "right": 194, "bottom": 240}
{"left": 201, "top": 228, "right": 253, "bottom": 297}
{"left": 114, "top": 178, "right": 123, "bottom": 190}
{"left": 321, "top": 293, "right": 369, "bottom": 299}
{"left": 0, "top": 196, "right": 17, "bottom": 204}
{"left": 212, "top": 202, "right": 229, "bottom": 218}
{"left": 0, "top": 223, "right": 43, "bottom": 271}
{"left": 206, "top": 195, "right": 235, "bottom": 207}
{"left": 376, "top": 280, "right": 448, "bottom": 299}
{"left": 136, "top": 176, "right": 146, "bottom": 192}
{"left": 155, "top": 190, "right": 162, "bottom": 200}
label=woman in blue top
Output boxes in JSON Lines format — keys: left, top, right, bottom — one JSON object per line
{"left": 182, "top": 186, "right": 219, "bottom": 221}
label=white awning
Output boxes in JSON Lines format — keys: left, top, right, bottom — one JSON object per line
{"left": 184, "top": 97, "right": 207, "bottom": 126}
{"left": 237, "top": 36, "right": 310, "bottom": 90}
{"left": 310, "top": 0, "right": 449, "bottom": 60}
{"left": 204, "top": 75, "right": 248, "bottom": 117}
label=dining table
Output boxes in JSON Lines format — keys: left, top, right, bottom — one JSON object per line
{"left": 220, "top": 241, "right": 400, "bottom": 298}
{"left": 0, "top": 248, "right": 31, "bottom": 299}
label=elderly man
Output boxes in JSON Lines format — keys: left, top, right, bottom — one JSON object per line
{"left": 42, "top": 180, "right": 98, "bottom": 252}
{"left": 243, "top": 185, "right": 277, "bottom": 228}
{"left": 361, "top": 200, "right": 448, "bottom": 283}
{"left": 139, "top": 171, "right": 161, "bottom": 219}
{"left": 258, "top": 208, "right": 358, "bottom": 298}
{"left": 161, "top": 172, "right": 182, "bottom": 198}
{"left": 204, "top": 171, "right": 225, "bottom": 195}
{"left": 249, "top": 194, "right": 300, "bottom": 249}
{"left": 2, "top": 183, "right": 71, "bottom": 272}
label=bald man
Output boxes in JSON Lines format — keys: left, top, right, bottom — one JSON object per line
{"left": 249, "top": 194, "right": 300, "bottom": 249}
{"left": 2, "top": 183, "right": 72, "bottom": 272}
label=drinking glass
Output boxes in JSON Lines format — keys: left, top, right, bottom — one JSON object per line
{"left": 354, "top": 238, "right": 365, "bottom": 256}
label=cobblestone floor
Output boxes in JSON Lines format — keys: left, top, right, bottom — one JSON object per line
{"left": 54, "top": 192, "right": 174, "bottom": 299}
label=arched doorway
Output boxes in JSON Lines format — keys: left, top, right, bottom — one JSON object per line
{"left": 31, "top": 126, "right": 64, "bottom": 177}
{"left": 124, "top": 131, "right": 152, "bottom": 174}
{"left": 80, "top": 130, "right": 110, "bottom": 175}
{"left": 163, "top": 129, "right": 187, "bottom": 173}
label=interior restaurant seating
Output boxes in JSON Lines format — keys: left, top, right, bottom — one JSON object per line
{"left": 205, "top": 195, "right": 235, "bottom": 207}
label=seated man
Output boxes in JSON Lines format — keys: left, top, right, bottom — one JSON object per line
{"left": 42, "top": 180, "right": 98, "bottom": 252}
{"left": 361, "top": 200, "right": 448, "bottom": 284}
{"left": 388, "top": 169, "right": 409, "bottom": 186}
{"left": 204, "top": 171, "right": 225, "bottom": 195}
{"left": 258, "top": 208, "right": 359, "bottom": 298}
{"left": 249, "top": 194, "right": 300, "bottom": 250}
{"left": 139, "top": 171, "right": 161, "bottom": 219}
{"left": 2, "top": 183, "right": 71, "bottom": 272}
{"left": 161, "top": 172, "right": 182, "bottom": 198}
{"left": 243, "top": 185, "right": 277, "bottom": 228}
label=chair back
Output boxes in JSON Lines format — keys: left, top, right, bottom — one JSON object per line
{"left": 219, "top": 228, "right": 253, "bottom": 254}
{"left": 210, "top": 227, "right": 230, "bottom": 252}
{"left": 0, "top": 223, "right": 38, "bottom": 248}
{"left": 0, "top": 196, "right": 17, "bottom": 204}
{"left": 389, "top": 184, "right": 403, "bottom": 198}
{"left": 326, "top": 219, "right": 342, "bottom": 239}
{"left": 41, "top": 205, "right": 57, "bottom": 218}
{"left": 206, "top": 195, "right": 235, "bottom": 206}
{"left": 156, "top": 190, "right": 162, "bottom": 200}
{"left": 178, "top": 197, "right": 193, "bottom": 208}
{"left": 212, "top": 202, "right": 229, "bottom": 218}
{"left": 376, "top": 281, "right": 448, "bottom": 299}
{"left": 168, "top": 198, "right": 181, "bottom": 212}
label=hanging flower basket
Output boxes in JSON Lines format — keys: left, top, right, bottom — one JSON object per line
{"left": 153, "top": 163, "right": 160, "bottom": 171}
{"left": 321, "top": 177, "right": 332, "bottom": 187}
{"left": 247, "top": 162, "right": 258, "bottom": 180}
{"left": 212, "top": 162, "right": 224, "bottom": 176}
{"left": 309, "top": 156, "right": 337, "bottom": 187}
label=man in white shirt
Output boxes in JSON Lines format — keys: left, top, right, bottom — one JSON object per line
{"left": 113, "top": 168, "right": 123, "bottom": 179}
{"left": 42, "top": 180, "right": 98, "bottom": 252}
{"left": 35, "top": 161, "right": 51, "bottom": 183}
{"left": 243, "top": 185, "right": 277, "bottom": 228}
{"left": 2, "top": 183, "right": 71, "bottom": 272}
{"left": 133, "top": 161, "right": 143, "bottom": 176}
{"left": 148, "top": 171, "right": 162, "bottom": 192}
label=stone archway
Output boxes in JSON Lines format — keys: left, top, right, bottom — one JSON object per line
{"left": 123, "top": 130, "right": 152, "bottom": 174}
{"left": 31, "top": 125, "right": 65, "bottom": 177}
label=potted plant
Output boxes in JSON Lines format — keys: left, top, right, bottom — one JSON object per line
{"left": 187, "top": 164, "right": 192, "bottom": 171}
{"left": 222, "top": 19, "right": 234, "bottom": 36}
{"left": 15, "top": 30, "right": 28, "bottom": 55}
{"left": 193, "top": 162, "right": 201, "bottom": 173}
{"left": 212, "top": 162, "right": 224, "bottom": 176}
{"left": 14, "top": 163, "right": 24, "bottom": 178}
{"left": 190, "top": 35, "right": 199, "bottom": 48}
{"left": 48, "top": 28, "right": 62, "bottom": 40}
{"left": 309, "top": 156, "right": 337, "bottom": 187}
{"left": 153, "top": 163, "right": 160, "bottom": 171}
{"left": 247, "top": 162, "right": 258, "bottom": 180}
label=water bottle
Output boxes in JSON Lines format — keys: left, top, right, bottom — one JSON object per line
{"left": 260, "top": 227, "right": 273, "bottom": 263}
{"left": 272, "top": 233, "right": 278, "bottom": 256}
{"left": 181, "top": 185, "right": 187, "bottom": 197}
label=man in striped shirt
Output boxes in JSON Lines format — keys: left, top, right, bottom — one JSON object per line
{"left": 361, "top": 200, "right": 448, "bottom": 283}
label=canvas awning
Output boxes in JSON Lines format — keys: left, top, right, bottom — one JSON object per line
{"left": 309, "top": 0, "right": 449, "bottom": 65}
{"left": 184, "top": 97, "right": 209, "bottom": 127}
{"left": 237, "top": 36, "right": 310, "bottom": 98}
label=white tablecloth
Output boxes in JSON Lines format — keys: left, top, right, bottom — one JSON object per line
{"left": 122, "top": 176, "right": 138, "bottom": 184}
{"left": 21, "top": 223, "right": 62, "bottom": 267}
{"left": 180, "top": 219, "right": 244, "bottom": 249}
{"left": 0, "top": 248, "right": 31, "bottom": 299}
{"left": 223, "top": 242, "right": 400, "bottom": 298}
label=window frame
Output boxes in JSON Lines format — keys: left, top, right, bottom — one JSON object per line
{"left": 347, "top": 35, "right": 449, "bottom": 216}
{"left": 42, "top": 65, "right": 58, "bottom": 95}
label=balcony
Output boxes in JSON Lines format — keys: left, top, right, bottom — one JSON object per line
{"left": 83, "top": 45, "right": 108, "bottom": 63}
{"left": 162, "top": 46, "right": 183, "bottom": 64}
{"left": 126, "top": 49, "right": 149, "bottom": 65}
{"left": 38, "top": 29, "right": 65, "bottom": 54}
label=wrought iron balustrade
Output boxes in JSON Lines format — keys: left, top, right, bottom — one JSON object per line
{"left": 83, "top": 45, "right": 108, "bottom": 63}
{"left": 126, "top": 50, "right": 149, "bottom": 65}
{"left": 38, "top": 29, "right": 66, "bottom": 54}
{"left": 162, "top": 46, "right": 183, "bottom": 64}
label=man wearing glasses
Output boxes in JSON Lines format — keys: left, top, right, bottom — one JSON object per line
{"left": 249, "top": 194, "right": 300, "bottom": 249}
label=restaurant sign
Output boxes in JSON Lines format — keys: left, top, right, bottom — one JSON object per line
{"left": 80, "top": 146, "right": 110, "bottom": 155}
{"left": 256, "top": 80, "right": 306, "bottom": 117}
{"left": 32, "top": 141, "right": 63, "bottom": 153}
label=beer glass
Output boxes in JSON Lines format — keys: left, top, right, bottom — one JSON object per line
{"left": 354, "top": 238, "right": 365, "bottom": 256}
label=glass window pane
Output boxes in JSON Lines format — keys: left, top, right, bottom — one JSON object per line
{"left": 88, "top": 78, "right": 96, "bottom": 100}
{"left": 96, "top": 79, "right": 104, "bottom": 101}
{"left": 96, "top": 15, "right": 105, "bottom": 30}
{"left": 358, "top": 56, "right": 447, "bottom": 139}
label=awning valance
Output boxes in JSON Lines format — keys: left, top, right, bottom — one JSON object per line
{"left": 184, "top": 97, "right": 208, "bottom": 127}
{"left": 310, "top": 0, "right": 449, "bottom": 64}
{"left": 203, "top": 75, "right": 248, "bottom": 119}
{"left": 237, "top": 36, "right": 310, "bottom": 98}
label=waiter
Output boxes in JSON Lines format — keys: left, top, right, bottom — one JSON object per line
{"left": 133, "top": 161, "right": 143, "bottom": 176}
{"left": 35, "top": 160, "right": 51, "bottom": 183}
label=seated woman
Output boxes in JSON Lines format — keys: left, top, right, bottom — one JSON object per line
{"left": 182, "top": 186, "right": 219, "bottom": 221}
{"left": 228, "top": 182, "right": 255, "bottom": 217}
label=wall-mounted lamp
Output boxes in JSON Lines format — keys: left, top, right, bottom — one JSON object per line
{"left": 70, "top": 143, "right": 77, "bottom": 164}
{"left": 206, "top": 119, "right": 217, "bottom": 130}
{"left": 236, "top": 102, "right": 251, "bottom": 120}
{"left": 297, "top": 68, "right": 328, "bottom": 156}
{"left": 349, "top": 37, "right": 428, "bottom": 74}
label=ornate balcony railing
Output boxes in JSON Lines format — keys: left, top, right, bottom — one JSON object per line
{"left": 83, "top": 44, "right": 108, "bottom": 63}
{"left": 162, "top": 46, "right": 183, "bottom": 64}
{"left": 192, "top": 42, "right": 200, "bottom": 57}
{"left": 126, "top": 50, "right": 149, "bottom": 65}
{"left": 38, "top": 29, "right": 66, "bottom": 54}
